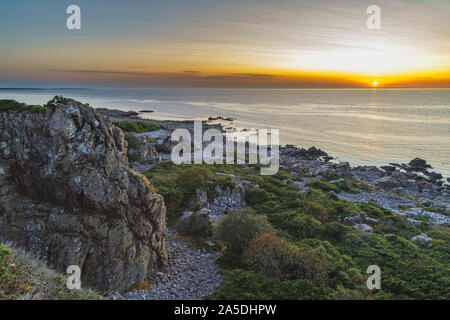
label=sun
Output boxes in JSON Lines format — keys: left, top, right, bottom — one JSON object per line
{"left": 372, "top": 80, "right": 378, "bottom": 87}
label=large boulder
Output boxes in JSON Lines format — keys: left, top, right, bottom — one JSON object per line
{"left": 408, "top": 158, "right": 431, "bottom": 171}
{"left": 0, "top": 98, "right": 168, "bottom": 292}
{"left": 174, "top": 208, "right": 212, "bottom": 235}
{"left": 373, "top": 175, "right": 402, "bottom": 189}
{"left": 411, "top": 233, "right": 432, "bottom": 248}
{"left": 335, "top": 162, "right": 351, "bottom": 177}
{"left": 353, "top": 223, "right": 374, "bottom": 233}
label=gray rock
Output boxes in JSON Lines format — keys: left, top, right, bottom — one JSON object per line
{"left": 299, "top": 187, "right": 311, "bottom": 196}
{"left": 335, "top": 162, "right": 351, "bottom": 177}
{"left": 344, "top": 216, "right": 363, "bottom": 224}
{"left": 174, "top": 208, "right": 212, "bottom": 235}
{"left": 407, "top": 218, "right": 422, "bottom": 226}
{"left": 406, "top": 179, "right": 419, "bottom": 192}
{"left": 411, "top": 233, "right": 432, "bottom": 247}
{"left": 365, "top": 217, "right": 379, "bottom": 224}
{"left": 373, "top": 176, "right": 402, "bottom": 189}
{"left": 327, "top": 190, "right": 339, "bottom": 200}
{"left": 0, "top": 99, "right": 168, "bottom": 292}
{"left": 195, "top": 189, "right": 209, "bottom": 207}
{"left": 353, "top": 223, "right": 374, "bottom": 233}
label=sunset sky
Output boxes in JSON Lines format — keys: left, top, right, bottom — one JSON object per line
{"left": 0, "top": 0, "right": 449, "bottom": 88}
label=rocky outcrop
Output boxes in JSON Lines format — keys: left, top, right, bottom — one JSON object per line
{"left": 281, "top": 145, "right": 328, "bottom": 160}
{"left": 128, "top": 135, "right": 162, "bottom": 164}
{"left": 411, "top": 233, "right": 432, "bottom": 248}
{"left": 0, "top": 98, "right": 168, "bottom": 292}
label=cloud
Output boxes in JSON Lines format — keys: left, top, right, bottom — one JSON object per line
{"left": 45, "top": 68, "right": 365, "bottom": 88}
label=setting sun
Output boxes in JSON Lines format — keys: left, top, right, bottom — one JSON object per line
{"left": 372, "top": 81, "right": 378, "bottom": 86}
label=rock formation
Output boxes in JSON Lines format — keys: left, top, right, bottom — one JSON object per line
{"left": 0, "top": 97, "right": 168, "bottom": 292}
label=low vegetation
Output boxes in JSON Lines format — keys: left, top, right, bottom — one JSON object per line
{"left": 0, "top": 243, "right": 103, "bottom": 300}
{"left": 144, "top": 162, "right": 244, "bottom": 224}
{"left": 0, "top": 99, "right": 45, "bottom": 113}
{"left": 146, "top": 162, "right": 449, "bottom": 300}
{"left": 113, "top": 120, "right": 161, "bottom": 134}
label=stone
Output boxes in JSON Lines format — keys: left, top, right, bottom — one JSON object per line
{"left": 425, "top": 171, "right": 443, "bottom": 180}
{"left": 365, "top": 217, "right": 379, "bottom": 224}
{"left": 174, "top": 208, "right": 212, "bottom": 235}
{"left": 411, "top": 233, "right": 432, "bottom": 247}
{"left": 343, "top": 216, "right": 362, "bottom": 224}
{"left": 327, "top": 191, "right": 339, "bottom": 200}
{"left": 353, "top": 224, "right": 374, "bottom": 233}
{"left": 408, "top": 158, "right": 431, "bottom": 171}
{"left": 407, "top": 218, "right": 422, "bottom": 226}
{"left": 299, "top": 187, "right": 311, "bottom": 196}
{"left": 195, "top": 189, "right": 209, "bottom": 207}
{"left": 373, "top": 176, "right": 402, "bottom": 189}
{"left": 406, "top": 179, "right": 419, "bottom": 192}
{"left": 335, "top": 162, "right": 351, "bottom": 177}
{"left": 0, "top": 99, "right": 168, "bottom": 292}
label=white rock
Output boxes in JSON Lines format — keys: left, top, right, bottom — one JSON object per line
{"left": 353, "top": 223, "right": 374, "bottom": 233}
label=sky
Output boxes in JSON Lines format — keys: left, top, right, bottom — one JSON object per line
{"left": 0, "top": 0, "right": 449, "bottom": 88}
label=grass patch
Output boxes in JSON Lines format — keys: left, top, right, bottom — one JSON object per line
{"left": 0, "top": 99, "right": 46, "bottom": 113}
{"left": 0, "top": 243, "right": 103, "bottom": 300}
{"left": 113, "top": 121, "right": 161, "bottom": 134}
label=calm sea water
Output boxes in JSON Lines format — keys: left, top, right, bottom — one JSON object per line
{"left": 1, "top": 88, "right": 449, "bottom": 176}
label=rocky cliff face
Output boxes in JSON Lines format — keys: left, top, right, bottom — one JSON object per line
{"left": 0, "top": 98, "right": 168, "bottom": 292}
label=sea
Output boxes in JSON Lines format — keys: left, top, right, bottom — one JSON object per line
{"left": 1, "top": 88, "right": 449, "bottom": 177}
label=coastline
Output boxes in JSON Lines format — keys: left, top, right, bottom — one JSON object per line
{"left": 2, "top": 88, "right": 449, "bottom": 177}
{"left": 101, "top": 106, "right": 450, "bottom": 300}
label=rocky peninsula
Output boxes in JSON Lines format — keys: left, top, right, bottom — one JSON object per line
{"left": 1, "top": 97, "right": 448, "bottom": 300}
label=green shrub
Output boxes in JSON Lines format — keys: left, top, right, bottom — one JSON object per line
{"left": 215, "top": 212, "right": 273, "bottom": 259}
{"left": 307, "top": 180, "right": 340, "bottom": 193}
{"left": 214, "top": 176, "right": 235, "bottom": 190}
{"left": 0, "top": 99, "right": 45, "bottom": 113}
{"left": 124, "top": 132, "right": 140, "bottom": 150}
{"left": 113, "top": 121, "right": 160, "bottom": 133}
{"left": 0, "top": 99, "right": 26, "bottom": 111}
{"left": 0, "top": 243, "right": 103, "bottom": 300}
{"left": 144, "top": 164, "right": 214, "bottom": 223}
{"left": 358, "top": 202, "right": 393, "bottom": 218}
{"left": 245, "top": 188, "right": 270, "bottom": 206}
{"left": 178, "top": 167, "right": 213, "bottom": 197}
{"left": 209, "top": 269, "right": 332, "bottom": 300}
{"left": 243, "top": 233, "right": 330, "bottom": 284}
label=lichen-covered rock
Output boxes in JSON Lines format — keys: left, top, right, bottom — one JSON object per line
{"left": 174, "top": 208, "right": 212, "bottom": 235}
{"left": 335, "top": 162, "right": 351, "bottom": 177}
{"left": 411, "top": 233, "right": 432, "bottom": 247}
{"left": 0, "top": 99, "right": 168, "bottom": 292}
{"left": 353, "top": 223, "right": 374, "bottom": 233}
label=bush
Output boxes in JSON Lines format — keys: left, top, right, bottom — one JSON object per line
{"left": 124, "top": 132, "right": 140, "bottom": 150}
{"left": 215, "top": 212, "right": 273, "bottom": 258}
{"left": 0, "top": 99, "right": 45, "bottom": 113}
{"left": 144, "top": 164, "right": 214, "bottom": 223}
{"left": 177, "top": 166, "right": 213, "bottom": 201}
{"left": 245, "top": 188, "right": 270, "bottom": 206}
{"left": 307, "top": 180, "right": 340, "bottom": 193}
{"left": 113, "top": 121, "right": 160, "bottom": 133}
{"left": 243, "top": 233, "right": 330, "bottom": 284}
{"left": 0, "top": 243, "right": 103, "bottom": 300}
{"left": 209, "top": 269, "right": 332, "bottom": 300}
